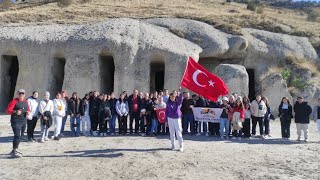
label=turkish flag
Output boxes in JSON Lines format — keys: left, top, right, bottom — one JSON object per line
{"left": 180, "top": 57, "right": 229, "bottom": 101}
{"left": 156, "top": 108, "right": 166, "bottom": 123}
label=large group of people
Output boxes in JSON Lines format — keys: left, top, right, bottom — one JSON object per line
{"left": 5, "top": 88, "right": 320, "bottom": 158}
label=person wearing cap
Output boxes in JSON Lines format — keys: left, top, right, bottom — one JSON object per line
{"left": 6, "top": 89, "right": 30, "bottom": 158}
{"left": 38, "top": 92, "right": 54, "bottom": 143}
{"left": 294, "top": 96, "right": 312, "bottom": 142}
{"left": 220, "top": 96, "right": 231, "bottom": 139}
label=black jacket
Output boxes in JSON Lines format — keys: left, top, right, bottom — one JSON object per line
{"left": 181, "top": 98, "right": 195, "bottom": 114}
{"left": 89, "top": 97, "right": 100, "bottom": 116}
{"left": 109, "top": 98, "right": 117, "bottom": 115}
{"left": 195, "top": 97, "right": 207, "bottom": 107}
{"left": 79, "top": 99, "right": 88, "bottom": 116}
{"left": 278, "top": 103, "right": 293, "bottom": 120}
{"left": 293, "top": 101, "right": 312, "bottom": 124}
{"left": 68, "top": 97, "right": 80, "bottom": 116}
{"left": 99, "top": 100, "right": 112, "bottom": 121}
{"left": 127, "top": 95, "right": 142, "bottom": 114}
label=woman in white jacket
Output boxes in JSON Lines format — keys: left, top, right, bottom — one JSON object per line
{"left": 53, "top": 93, "right": 66, "bottom": 140}
{"left": 38, "top": 92, "right": 54, "bottom": 143}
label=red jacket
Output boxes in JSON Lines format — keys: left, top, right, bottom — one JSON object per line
{"left": 6, "top": 98, "right": 30, "bottom": 120}
{"left": 233, "top": 105, "right": 245, "bottom": 120}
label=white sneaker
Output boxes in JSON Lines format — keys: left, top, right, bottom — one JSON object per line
{"left": 39, "top": 139, "right": 45, "bottom": 143}
{"left": 44, "top": 137, "right": 50, "bottom": 141}
{"left": 304, "top": 139, "right": 308, "bottom": 143}
{"left": 179, "top": 145, "right": 184, "bottom": 152}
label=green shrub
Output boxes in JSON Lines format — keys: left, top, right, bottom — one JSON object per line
{"left": 247, "top": 1, "right": 257, "bottom": 11}
{"left": 281, "top": 68, "right": 291, "bottom": 82}
{"left": 307, "top": 9, "right": 319, "bottom": 22}
{"left": 256, "top": 6, "right": 264, "bottom": 14}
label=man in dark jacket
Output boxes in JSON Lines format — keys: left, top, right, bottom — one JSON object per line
{"left": 6, "top": 89, "right": 30, "bottom": 158}
{"left": 181, "top": 92, "right": 195, "bottom": 134}
{"left": 293, "top": 97, "right": 312, "bottom": 142}
{"left": 195, "top": 95, "right": 210, "bottom": 136}
{"left": 140, "top": 92, "right": 151, "bottom": 136}
{"left": 89, "top": 91, "right": 100, "bottom": 133}
{"left": 127, "top": 90, "right": 142, "bottom": 134}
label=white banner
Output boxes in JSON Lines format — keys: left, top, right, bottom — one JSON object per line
{"left": 192, "top": 107, "right": 223, "bottom": 123}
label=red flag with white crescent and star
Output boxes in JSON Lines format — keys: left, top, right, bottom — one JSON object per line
{"left": 180, "top": 57, "right": 229, "bottom": 101}
{"left": 156, "top": 108, "right": 166, "bottom": 123}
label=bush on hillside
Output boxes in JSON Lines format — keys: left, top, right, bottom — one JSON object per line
{"left": 57, "top": 0, "right": 73, "bottom": 8}
{"left": 306, "top": 9, "right": 319, "bottom": 22}
{"left": 247, "top": 1, "right": 257, "bottom": 11}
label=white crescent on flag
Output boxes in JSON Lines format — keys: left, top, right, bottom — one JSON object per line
{"left": 192, "top": 69, "right": 208, "bottom": 87}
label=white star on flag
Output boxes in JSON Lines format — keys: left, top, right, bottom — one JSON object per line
{"left": 208, "top": 80, "right": 215, "bottom": 87}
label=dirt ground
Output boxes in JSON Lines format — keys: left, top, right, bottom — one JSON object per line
{"left": 0, "top": 115, "right": 319, "bottom": 180}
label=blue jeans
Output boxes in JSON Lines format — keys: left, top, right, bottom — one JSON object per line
{"left": 149, "top": 118, "right": 158, "bottom": 134}
{"left": 70, "top": 116, "right": 81, "bottom": 136}
{"left": 109, "top": 114, "right": 117, "bottom": 133}
{"left": 182, "top": 113, "right": 194, "bottom": 134}
{"left": 219, "top": 118, "right": 230, "bottom": 137}
{"left": 198, "top": 122, "right": 208, "bottom": 134}
{"left": 60, "top": 112, "right": 68, "bottom": 134}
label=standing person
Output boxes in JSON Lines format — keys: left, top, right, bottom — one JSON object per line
{"left": 157, "top": 96, "right": 167, "bottom": 135}
{"left": 219, "top": 97, "right": 231, "bottom": 139}
{"left": 228, "top": 95, "right": 236, "bottom": 137}
{"left": 52, "top": 93, "right": 65, "bottom": 140}
{"left": 311, "top": 98, "right": 320, "bottom": 143}
{"left": 89, "top": 91, "right": 100, "bottom": 136}
{"left": 243, "top": 103, "right": 251, "bottom": 138}
{"left": 278, "top": 97, "right": 293, "bottom": 140}
{"left": 59, "top": 90, "right": 69, "bottom": 137}
{"left": 98, "top": 94, "right": 112, "bottom": 136}
{"left": 196, "top": 95, "right": 209, "bottom": 136}
{"left": 38, "top": 92, "right": 54, "bottom": 143}
{"left": 149, "top": 97, "right": 159, "bottom": 136}
{"left": 140, "top": 92, "right": 151, "bottom": 136}
{"left": 162, "top": 89, "right": 169, "bottom": 103}
{"left": 251, "top": 94, "right": 267, "bottom": 138}
{"left": 232, "top": 96, "right": 245, "bottom": 140}
{"left": 262, "top": 97, "right": 271, "bottom": 138}
{"left": 208, "top": 99, "right": 221, "bottom": 136}
{"left": 294, "top": 97, "right": 312, "bottom": 142}
{"left": 6, "top": 89, "right": 30, "bottom": 158}
{"left": 181, "top": 92, "right": 195, "bottom": 135}
{"left": 116, "top": 94, "right": 129, "bottom": 135}
{"left": 80, "top": 94, "right": 91, "bottom": 136}
{"left": 109, "top": 92, "right": 117, "bottom": 136}
{"left": 166, "top": 88, "right": 184, "bottom": 152}
{"left": 26, "top": 91, "right": 40, "bottom": 142}
{"left": 128, "top": 90, "right": 142, "bottom": 134}
{"left": 68, "top": 92, "right": 81, "bottom": 137}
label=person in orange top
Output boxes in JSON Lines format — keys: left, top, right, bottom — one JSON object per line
{"left": 6, "top": 89, "right": 30, "bottom": 158}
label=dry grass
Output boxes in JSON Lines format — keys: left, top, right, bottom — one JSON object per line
{"left": 260, "top": 66, "right": 284, "bottom": 80}
{"left": 285, "top": 54, "right": 319, "bottom": 77}
{"left": 0, "top": 0, "right": 319, "bottom": 37}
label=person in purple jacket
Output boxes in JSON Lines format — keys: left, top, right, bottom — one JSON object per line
{"left": 166, "top": 87, "right": 184, "bottom": 152}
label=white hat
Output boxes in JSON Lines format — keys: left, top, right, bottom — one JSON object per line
{"left": 17, "top": 89, "right": 25, "bottom": 93}
{"left": 222, "top": 96, "right": 229, "bottom": 102}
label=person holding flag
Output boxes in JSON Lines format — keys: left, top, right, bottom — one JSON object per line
{"left": 180, "top": 57, "right": 228, "bottom": 103}
{"left": 166, "top": 87, "right": 184, "bottom": 152}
